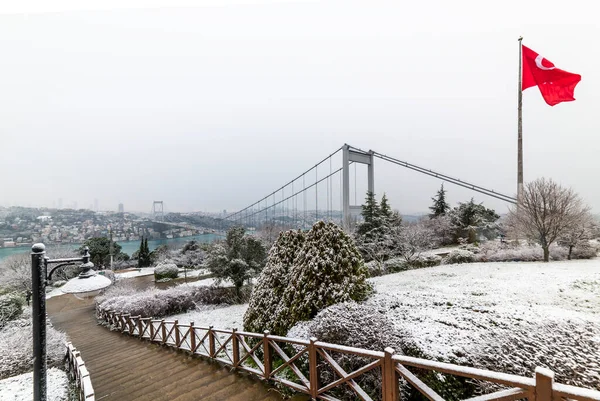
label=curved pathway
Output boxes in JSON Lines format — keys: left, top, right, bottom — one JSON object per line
{"left": 48, "top": 295, "right": 297, "bottom": 401}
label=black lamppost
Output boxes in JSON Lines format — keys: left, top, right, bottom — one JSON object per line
{"left": 30, "top": 243, "right": 111, "bottom": 401}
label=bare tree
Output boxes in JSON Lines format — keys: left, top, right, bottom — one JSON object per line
{"left": 558, "top": 212, "right": 597, "bottom": 260}
{"left": 396, "top": 222, "right": 435, "bottom": 263}
{"left": 507, "top": 178, "right": 590, "bottom": 262}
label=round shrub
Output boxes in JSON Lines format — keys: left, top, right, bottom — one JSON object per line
{"left": 245, "top": 221, "right": 372, "bottom": 336}
{"left": 443, "top": 249, "right": 475, "bottom": 264}
{"left": 288, "top": 302, "right": 403, "bottom": 400}
{"left": 280, "top": 221, "right": 372, "bottom": 334}
{"left": 154, "top": 262, "right": 179, "bottom": 280}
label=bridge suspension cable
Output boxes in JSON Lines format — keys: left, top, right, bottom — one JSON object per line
{"left": 346, "top": 145, "right": 517, "bottom": 204}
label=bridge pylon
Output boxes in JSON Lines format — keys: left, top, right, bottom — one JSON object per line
{"left": 152, "top": 201, "right": 164, "bottom": 222}
{"left": 342, "top": 144, "right": 374, "bottom": 230}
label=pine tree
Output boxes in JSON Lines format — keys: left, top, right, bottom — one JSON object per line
{"left": 137, "top": 236, "right": 152, "bottom": 268}
{"left": 357, "top": 191, "right": 382, "bottom": 236}
{"left": 380, "top": 193, "right": 393, "bottom": 221}
{"left": 429, "top": 184, "right": 450, "bottom": 218}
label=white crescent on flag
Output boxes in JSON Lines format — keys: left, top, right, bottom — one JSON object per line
{"left": 535, "top": 55, "right": 555, "bottom": 71}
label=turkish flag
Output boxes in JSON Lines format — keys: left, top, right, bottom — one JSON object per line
{"left": 522, "top": 45, "right": 581, "bottom": 106}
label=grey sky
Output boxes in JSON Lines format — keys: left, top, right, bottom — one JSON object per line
{"left": 0, "top": 0, "right": 597, "bottom": 215}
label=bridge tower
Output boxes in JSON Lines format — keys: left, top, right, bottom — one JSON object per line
{"left": 152, "top": 201, "right": 164, "bottom": 222}
{"left": 342, "top": 144, "right": 374, "bottom": 229}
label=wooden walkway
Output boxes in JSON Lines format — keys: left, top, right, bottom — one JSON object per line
{"left": 48, "top": 295, "right": 293, "bottom": 401}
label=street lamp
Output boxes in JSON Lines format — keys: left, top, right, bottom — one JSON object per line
{"left": 30, "top": 243, "right": 112, "bottom": 401}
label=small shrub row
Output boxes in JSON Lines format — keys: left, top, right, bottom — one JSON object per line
{"left": 96, "top": 282, "right": 246, "bottom": 318}
{"left": 0, "top": 292, "right": 24, "bottom": 329}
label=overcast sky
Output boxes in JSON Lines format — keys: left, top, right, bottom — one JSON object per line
{"left": 0, "top": 0, "right": 597, "bottom": 215}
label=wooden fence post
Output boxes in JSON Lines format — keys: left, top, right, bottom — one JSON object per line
{"left": 174, "top": 320, "right": 180, "bottom": 347}
{"left": 150, "top": 321, "right": 155, "bottom": 340}
{"left": 383, "top": 347, "right": 399, "bottom": 401}
{"left": 209, "top": 326, "right": 216, "bottom": 358}
{"left": 189, "top": 322, "right": 196, "bottom": 353}
{"left": 535, "top": 367, "right": 554, "bottom": 401}
{"left": 309, "top": 337, "right": 318, "bottom": 399}
{"left": 161, "top": 319, "right": 166, "bottom": 343}
{"left": 232, "top": 329, "right": 239, "bottom": 367}
{"left": 137, "top": 317, "right": 142, "bottom": 338}
{"left": 263, "top": 331, "right": 272, "bottom": 379}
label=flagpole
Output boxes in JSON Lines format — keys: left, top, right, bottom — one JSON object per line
{"left": 517, "top": 36, "right": 523, "bottom": 201}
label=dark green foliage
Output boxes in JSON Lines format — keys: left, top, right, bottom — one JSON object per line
{"left": 137, "top": 236, "right": 152, "bottom": 267}
{"left": 449, "top": 199, "right": 499, "bottom": 243}
{"left": 243, "top": 229, "right": 306, "bottom": 335}
{"left": 429, "top": 184, "right": 450, "bottom": 218}
{"left": 280, "top": 222, "right": 372, "bottom": 333}
{"left": 79, "top": 237, "right": 126, "bottom": 267}
{"left": 0, "top": 292, "right": 24, "bottom": 328}
{"left": 357, "top": 191, "right": 382, "bottom": 236}
{"left": 207, "top": 227, "right": 267, "bottom": 298}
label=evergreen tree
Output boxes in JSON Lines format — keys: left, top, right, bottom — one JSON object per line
{"left": 380, "top": 193, "right": 402, "bottom": 228}
{"left": 429, "top": 184, "right": 450, "bottom": 218}
{"left": 357, "top": 191, "right": 382, "bottom": 236}
{"left": 137, "top": 236, "right": 152, "bottom": 268}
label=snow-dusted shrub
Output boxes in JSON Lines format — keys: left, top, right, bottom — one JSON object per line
{"left": 0, "top": 292, "right": 24, "bottom": 328}
{"left": 408, "top": 254, "right": 443, "bottom": 269}
{"left": 288, "top": 302, "right": 403, "bottom": 400}
{"left": 475, "top": 319, "right": 600, "bottom": 392}
{"left": 0, "top": 308, "right": 67, "bottom": 379}
{"left": 278, "top": 222, "right": 372, "bottom": 335}
{"left": 154, "top": 262, "right": 178, "bottom": 280}
{"left": 474, "top": 243, "right": 572, "bottom": 263}
{"left": 243, "top": 229, "right": 305, "bottom": 335}
{"left": 97, "top": 281, "right": 239, "bottom": 318}
{"left": 443, "top": 249, "right": 475, "bottom": 264}
{"left": 570, "top": 244, "right": 598, "bottom": 260}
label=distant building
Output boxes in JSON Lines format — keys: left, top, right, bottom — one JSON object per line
{"left": 118, "top": 203, "right": 124, "bottom": 213}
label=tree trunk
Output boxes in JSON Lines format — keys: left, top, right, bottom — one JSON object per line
{"left": 543, "top": 246, "right": 550, "bottom": 262}
{"left": 568, "top": 245, "right": 573, "bottom": 260}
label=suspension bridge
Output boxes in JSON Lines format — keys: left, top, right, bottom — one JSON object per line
{"left": 223, "top": 144, "right": 517, "bottom": 230}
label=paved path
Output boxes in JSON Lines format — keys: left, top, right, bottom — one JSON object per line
{"left": 48, "top": 295, "right": 295, "bottom": 401}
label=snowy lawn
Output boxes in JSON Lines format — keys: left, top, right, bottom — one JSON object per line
{"left": 115, "top": 268, "right": 155, "bottom": 279}
{"left": 164, "top": 258, "right": 600, "bottom": 388}
{"left": 0, "top": 368, "right": 68, "bottom": 401}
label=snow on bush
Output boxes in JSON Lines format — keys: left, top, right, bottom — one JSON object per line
{"left": 0, "top": 367, "right": 68, "bottom": 401}
{"left": 243, "top": 229, "right": 305, "bottom": 335}
{"left": 0, "top": 308, "right": 67, "bottom": 379}
{"left": 442, "top": 249, "right": 475, "bottom": 264}
{"left": 288, "top": 302, "right": 403, "bottom": 400}
{"left": 154, "top": 262, "right": 179, "bottom": 280}
{"left": 0, "top": 292, "right": 24, "bottom": 329}
{"left": 245, "top": 221, "right": 372, "bottom": 336}
{"left": 96, "top": 281, "right": 241, "bottom": 318}
{"left": 472, "top": 242, "right": 592, "bottom": 263}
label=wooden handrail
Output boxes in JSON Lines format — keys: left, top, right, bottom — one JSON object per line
{"left": 65, "top": 342, "right": 95, "bottom": 401}
{"left": 95, "top": 307, "right": 600, "bottom": 401}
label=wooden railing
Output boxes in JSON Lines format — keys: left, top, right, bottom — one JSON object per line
{"left": 97, "top": 308, "right": 600, "bottom": 401}
{"left": 65, "top": 342, "right": 95, "bottom": 401}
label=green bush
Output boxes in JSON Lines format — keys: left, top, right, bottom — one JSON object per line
{"left": 0, "top": 292, "right": 25, "bottom": 328}
{"left": 443, "top": 249, "right": 475, "bottom": 264}
{"left": 154, "top": 262, "right": 179, "bottom": 280}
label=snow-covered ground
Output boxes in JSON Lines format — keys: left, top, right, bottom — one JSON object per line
{"left": 169, "top": 303, "right": 249, "bottom": 330}
{"left": 165, "top": 258, "right": 600, "bottom": 369}
{"left": 115, "top": 268, "right": 155, "bottom": 279}
{"left": 366, "top": 259, "right": 600, "bottom": 363}
{"left": 0, "top": 368, "right": 68, "bottom": 401}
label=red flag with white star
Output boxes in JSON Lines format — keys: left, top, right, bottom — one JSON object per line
{"left": 522, "top": 45, "right": 581, "bottom": 106}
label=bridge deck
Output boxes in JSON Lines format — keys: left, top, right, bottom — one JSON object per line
{"left": 48, "top": 295, "right": 294, "bottom": 401}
